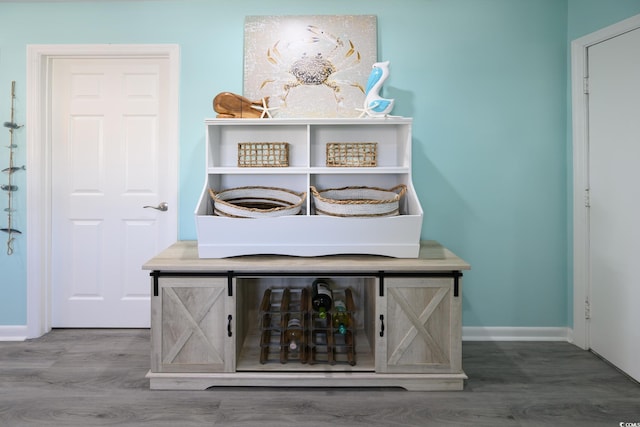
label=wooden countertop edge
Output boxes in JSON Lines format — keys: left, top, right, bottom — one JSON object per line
{"left": 142, "top": 241, "right": 470, "bottom": 272}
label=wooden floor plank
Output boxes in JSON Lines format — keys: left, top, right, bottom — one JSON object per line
{"left": 0, "top": 329, "right": 638, "bottom": 426}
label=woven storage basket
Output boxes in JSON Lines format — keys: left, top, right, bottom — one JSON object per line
{"left": 209, "top": 186, "right": 306, "bottom": 218}
{"left": 310, "top": 184, "right": 406, "bottom": 217}
{"left": 238, "top": 142, "right": 289, "bottom": 167}
{"left": 326, "top": 142, "right": 377, "bottom": 167}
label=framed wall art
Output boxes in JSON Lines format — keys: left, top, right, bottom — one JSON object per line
{"left": 244, "top": 15, "right": 377, "bottom": 118}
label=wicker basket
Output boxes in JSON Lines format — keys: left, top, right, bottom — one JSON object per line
{"left": 238, "top": 142, "right": 289, "bottom": 167}
{"left": 326, "top": 142, "right": 377, "bottom": 167}
{"left": 209, "top": 186, "right": 306, "bottom": 218}
{"left": 310, "top": 184, "right": 406, "bottom": 217}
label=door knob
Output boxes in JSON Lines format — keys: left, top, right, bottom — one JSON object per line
{"left": 144, "top": 202, "right": 168, "bottom": 212}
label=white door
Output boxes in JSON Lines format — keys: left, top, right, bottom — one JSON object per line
{"left": 51, "top": 57, "right": 177, "bottom": 327}
{"left": 587, "top": 27, "right": 640, "bottom": 382}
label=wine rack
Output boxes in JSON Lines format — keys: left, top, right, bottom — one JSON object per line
{"left": 258, "top": 286, "right": 356, "bottom": 366}
{"left": 309, "top": 288, "right": 356, "bottom": 366}
{"left": 259, "top": 287, "right": 309, "bottom": 364}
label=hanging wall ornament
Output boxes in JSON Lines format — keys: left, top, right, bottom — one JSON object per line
{"left": 2, "top": 81, "right": 24, "bottom": 255}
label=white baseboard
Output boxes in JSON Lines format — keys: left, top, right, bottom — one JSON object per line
{"left": 0, "top": 325, "right": 28, "bottom": 341}
{"left": 1, "top": 325, "right": 572, "bottom": 342}
{"left": 463, "top": 326, "right": 571, "bottom": 342}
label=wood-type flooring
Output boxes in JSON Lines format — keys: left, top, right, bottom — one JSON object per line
{"left": 0, "top": 329, "right": 638, "bottom": 426}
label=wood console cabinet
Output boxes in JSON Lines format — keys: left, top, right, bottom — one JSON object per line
{"left": 143, "top": 240, "right": 470, "bottom": 391}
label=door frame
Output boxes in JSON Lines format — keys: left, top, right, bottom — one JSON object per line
{"left": 571, "top": 14, "right": 640, "bottom": 350}
{"left": 25, "top": 44, "right": 180, "bottom": 338}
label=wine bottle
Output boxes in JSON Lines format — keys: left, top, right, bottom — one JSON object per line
{"left": 311, "top": 279, "right": 333, "bottom": 319}
{"left": 333, "top": 299, "right": 349, "bottom": 335}
{"left": 286, "top": 314, "right": 303, "bottom": 351}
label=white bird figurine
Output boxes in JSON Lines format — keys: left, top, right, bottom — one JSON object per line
{"left": 361, "top": 61, "right": 395, "bottom": 118}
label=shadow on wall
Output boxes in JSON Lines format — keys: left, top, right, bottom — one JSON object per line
{"left": 383, "top": 85, "right": 414, "bottom": 117}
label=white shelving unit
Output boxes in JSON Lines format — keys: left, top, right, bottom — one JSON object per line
{"left": 195, "top": 117, "right": 423, "bottom": 258}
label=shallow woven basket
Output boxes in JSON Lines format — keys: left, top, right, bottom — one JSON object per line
{"left": 310, "top": 184, "right": 407, "bottom": 217}
{"left": 238, "top": 142, "right": 289, "bottom": 167}
{"left": 209, "top": 186, "right": 306, "bottom": 218}
{"left": 326, "top": 142, "right": 377, "bottom": 167}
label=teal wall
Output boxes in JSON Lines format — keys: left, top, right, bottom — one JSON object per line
{"left": 1, "top": 0, "right": 639, "bottom": 329}
{"left": 568, "top": 0, "right": 640, "bottom": 39}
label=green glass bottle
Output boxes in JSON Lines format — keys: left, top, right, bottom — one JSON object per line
{"left": 312, "top": 279, "right": 333, "bottom": 319}
{"left": 333, "top": 299, "right": 349, "bottom": 335}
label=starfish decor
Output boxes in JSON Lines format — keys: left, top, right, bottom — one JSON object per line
{"left": 250, "top": 98, "right": 280, "bottom": 118}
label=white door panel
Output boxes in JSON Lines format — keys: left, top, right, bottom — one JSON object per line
{"left": 588, "top": 27, "right": 640, "bottom": 382}
{"left": 51, "top": 57, "right": 176, "bottom": 327}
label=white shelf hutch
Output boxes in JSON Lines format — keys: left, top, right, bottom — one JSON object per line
{"left": 195, "top": 117, "right": 423, "bottom": 258}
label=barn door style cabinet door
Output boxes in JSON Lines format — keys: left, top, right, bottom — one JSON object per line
{"left": 150, "top": 276, "right": 235, "bottom": 373}
{"left": 376, "top": 276, "right": 461, "bottom": 374}
{"left": 145, "top": 241, "right": 470, "bottom": 391}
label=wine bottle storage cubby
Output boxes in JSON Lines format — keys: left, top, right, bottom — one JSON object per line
{"left": 257, "top": 286, "right": 357, "bottom": 366}
{"left": 308, "top": 288, "right": 356, "bottom": 366}
{"left": 258, "top": 287, "right": 309, "bottom": 364}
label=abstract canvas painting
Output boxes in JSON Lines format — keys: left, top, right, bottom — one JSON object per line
{"left": 244, "top": 15, "right": 377, "bottom": 118}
